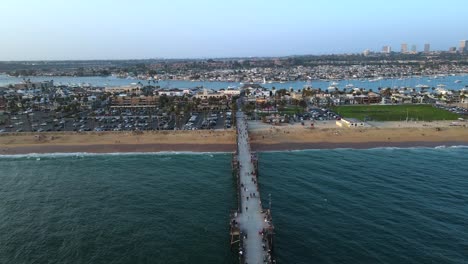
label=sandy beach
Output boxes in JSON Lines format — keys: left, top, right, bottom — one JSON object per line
{"left": 1, "top": 121, "right": 467, "bottom": 154}
{"left": 248, "top": 121, "right": 468, "bottom": 151}
{"left": 0, "top": 130, "right": 237, "bottom": 154}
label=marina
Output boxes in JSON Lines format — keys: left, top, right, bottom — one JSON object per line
{"left": 1, "top": 74, "right": 468, "bottom": 91}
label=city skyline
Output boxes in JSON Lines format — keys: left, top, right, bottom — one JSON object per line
{"left": 0, "top": 0, "right": 467, "bottom": 60}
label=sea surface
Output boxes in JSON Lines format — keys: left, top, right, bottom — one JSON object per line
{"left": 1, "top": 74, "right": 468, "bottom": 91}
{"left": 1, "top": 148, "right": 467, "bottom": 264}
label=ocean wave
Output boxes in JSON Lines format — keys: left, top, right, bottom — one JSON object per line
{"left": 0, "top": 151, "right": 231, "bottom": 159}
{"left": 448, "top": 145, "right": 468, "bottom": 149}
{"left": 258, "top": 145, "right": 468, "bottom": 153}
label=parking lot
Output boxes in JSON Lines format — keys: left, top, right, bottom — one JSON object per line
{"left": 182, "top": 111, "right": 232, "bottom": 130}
{"left": 434, "top": 104, "right": 468, "bottom": 116}
{"left": 296, "top": 107, "right": 341, "bottom": 122}
{"left": 0, "top": 109, "right": 234, "bottom": 133}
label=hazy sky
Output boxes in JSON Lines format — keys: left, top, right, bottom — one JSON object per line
{"left": 0, "top": 0, "right": 467, "bottom": 60}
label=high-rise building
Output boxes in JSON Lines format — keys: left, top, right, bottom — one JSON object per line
{"left": 460, "top": 40, "right": 468, "bottom": 53}
{"left": 382, "top": 45, "right": 391, "bottom": 53}
{"left": 411, "top": 45, "right": 417, "bottom": 53}
{"left": 401, "top": 43, "right": 408, "bottom": 53}
{"left": 424, "top": 43, "right": 430, "bottom": 53}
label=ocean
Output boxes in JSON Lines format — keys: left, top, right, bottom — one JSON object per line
{"left": 0, "top": 148, "right": 467, "bottom": 263}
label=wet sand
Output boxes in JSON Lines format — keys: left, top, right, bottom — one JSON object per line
{"left": 251, "top": 141, "right": 468, "bottom": 152}
{"left": 1, "top": 143, "right": 235, "bottom": 155}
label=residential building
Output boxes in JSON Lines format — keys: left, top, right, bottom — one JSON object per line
{"left": 460, "top": 40, "right": 468, "bottom": 53}
{"left": 195, "top": 88, "right": 225, "bottom": 100}
{"left": 14, "top": 80, "right": 54, "bottom": 90}
{"left": 158, "top": 89, "right": 186, "bottom": 97}
{"left": 382, "top": 46, "right": 391, "bottom": 53}
{"left": 220, "top": 88, "right": 241, "bottom": 96}
{"left": 401, "top": 43, "right": 408, "bottom": 53}
{"left": 424, "top": 43, "right": 430, "bottom": 53}
{"left": 105, "top": 85, "right": 142, "bottom": 95}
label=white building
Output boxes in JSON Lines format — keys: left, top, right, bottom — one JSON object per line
{"left": 336, "top": 118, "right": 368, "bottom": 128}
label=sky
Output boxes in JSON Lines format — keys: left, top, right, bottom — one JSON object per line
{"left": 0, "top": 0, "right": 467, "bottom": 60}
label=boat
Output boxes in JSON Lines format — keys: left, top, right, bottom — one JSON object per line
{"left": 345, "top": 84, "right": 354, "bottom": 88}
{"left": 328, "top": 85, "right": 339, "bottom": 92}
{"left": 331, "top": 81, "right": 339, "bottom": 86}
{"left": 368, "top": 77, "right": 383, "bottom": 82}
{"left": 455, "top": 80, "right": 462, "bottom": 83}
{"left": 415, "top": 84, "right": 429, "bottom": 89}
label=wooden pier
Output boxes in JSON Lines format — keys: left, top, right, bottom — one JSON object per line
{"left": 230, "top": 108, "right": 275, "bottom": 264}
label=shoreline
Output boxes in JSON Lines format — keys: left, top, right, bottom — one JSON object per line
{"left": 1, "top": 126, "right": 468, "bottom": 155}
{"left": 251, "top": 141, "right": 468, "bottom": 152}
{"left": 0, "top": 143, "right": 236, "bottom": 155}
{"left": 1, "top": 141, "right": 467, "bottom": 156}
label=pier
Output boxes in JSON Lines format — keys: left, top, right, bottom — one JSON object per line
{"left": 230, "top": 98, "right": 275, "bottom": 264}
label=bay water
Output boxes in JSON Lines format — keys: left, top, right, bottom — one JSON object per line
{"left": 1, "top": 74, "right": 468, "bottom": 91}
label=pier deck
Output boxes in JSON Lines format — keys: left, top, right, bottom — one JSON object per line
{"left": 231, "top": 110, "right": 274, "bottom": 264}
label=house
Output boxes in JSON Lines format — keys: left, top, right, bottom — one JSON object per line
{"left": 220, "top": 88, "right": 241, "bottom": 96}
{"left": 354, "top": 92, "right": 381, "bottom": 104}
{"left": 195, "top": 88, "right": 225, "bottom": 100}
{"left": 158, "top": 88, "right": 187, "bottom": 97}
{"left": 14, "top": 80, "right": 53, "bottom": 90}
{"left": 391, "top": 93, "right": 413, "bottom": 104}
{"left": 105, "top": 85, "right": 143, "bottom": 95}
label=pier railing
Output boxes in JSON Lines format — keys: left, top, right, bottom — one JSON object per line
{"left": 229, "top": 107, "right": 275, "bottom": 264}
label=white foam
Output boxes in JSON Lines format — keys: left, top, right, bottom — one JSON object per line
{"left": 257, "top": 144, "right": 468, "bottom": 153}
{"left": 448, "top": 145, "right": 468, "bottom": 149}
{"left": 0, "top": 151, "right": 232, "bottom": 158}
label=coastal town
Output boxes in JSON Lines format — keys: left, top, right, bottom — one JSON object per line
{"left": 0, "top": 74, "right": 467, "bottom": 134}
{"left": 2, "top": 48, "right": 468, "bottom": 83}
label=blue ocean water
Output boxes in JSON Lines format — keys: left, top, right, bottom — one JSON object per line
{"left": 0, "top": 153, "right": 237, "bottom": 264}
{"left": 1, "top": 148, "right": 467, "bottom": 263}
{"left": 259, "top": 147, "right": 468, "bottom": 264}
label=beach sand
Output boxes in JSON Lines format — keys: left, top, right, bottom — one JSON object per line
{"left": 0, "top": 130, "right": 237, "bottom": 154}
{"left": 1, "top": 122, "right": 467, "bottom": 154}
{"left": 248, "top": 121, "right": 468, "bottom": 151}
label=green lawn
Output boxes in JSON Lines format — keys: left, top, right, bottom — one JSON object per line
{"left": 332, "top": 104, "right": 459, "bottom": 121}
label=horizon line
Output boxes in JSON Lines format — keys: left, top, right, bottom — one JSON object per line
{"left": 0, "top": 50, "right": 464, "bottom": 63}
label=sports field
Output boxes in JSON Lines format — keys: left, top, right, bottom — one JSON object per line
{"left": 332, "top": 104, "right": 459, "bottom": 121}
